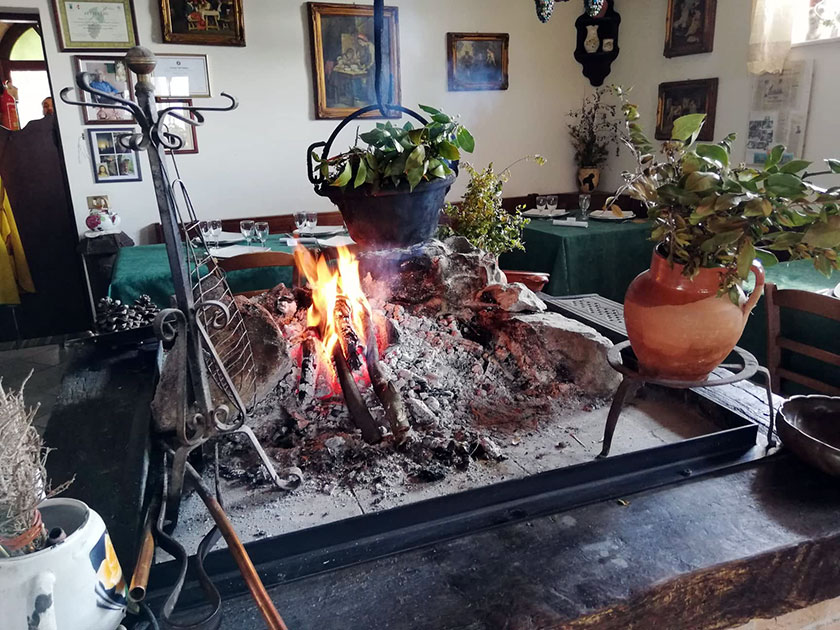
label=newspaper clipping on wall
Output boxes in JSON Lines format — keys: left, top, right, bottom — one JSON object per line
{"left": 746, "top": 59, "right": 814, "bottom": 166}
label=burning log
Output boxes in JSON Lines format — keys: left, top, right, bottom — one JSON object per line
{"left": 332, "top": 343, "right": 382, "bottom": 444}
{"left": 361, "top": 308, "right": 412, "bottom": 443}
{"left": 298, "top": 337, "right": 318, "bottom": 404}
{"left": 335, "top": 296, "right": 363, "bottom": 371}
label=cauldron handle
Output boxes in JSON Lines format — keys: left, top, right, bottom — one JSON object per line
{"left": 306, "top": 104, "right": 430, "bottom": 186}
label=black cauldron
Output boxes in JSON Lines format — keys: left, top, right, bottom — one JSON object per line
{"left": 315, "top": 175, "right": 454, "bottom": 248}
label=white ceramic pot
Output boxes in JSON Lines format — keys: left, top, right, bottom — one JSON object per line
{"left": 0, "top": 498, "right": 126, "bottom": 630}
{"left": 584, "top": 24, "right": 600, "bottom": 53}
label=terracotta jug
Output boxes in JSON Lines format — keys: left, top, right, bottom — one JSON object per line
{"left": 623, "top": 250, "right": 765, "bottom": 381}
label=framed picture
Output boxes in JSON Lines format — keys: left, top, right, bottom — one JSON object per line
{"left": 51, "top": 0, "right": 139, "bottom": 51}
{"left": 447, "top": 33, "right": 509, "bottom": 92}
{"left": 88, "top": 128, "right": 142, "bottom": 183}
{"left": 664, "top": 0, "right": 716, "bottom": 58}
{"left": 156, "top": 98, "right": 198, "bottom": 154}
{"left": 151, "top": 54, "right": 211, "bottom": 98}
{"left": 656, "top": 78, "right": 718, "bottom": 141}
{"left": 73, "top": 55, "right": 134, "bottom": 124}
{"left": 308, "top": 2, "right": 401, "bottom": 120}
{"left": 159, "top": 0, "right": 245, "bottom": 47}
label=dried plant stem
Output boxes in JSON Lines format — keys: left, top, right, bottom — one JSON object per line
{"left": 0, "top": 375, "right": 71, "bottom": 556}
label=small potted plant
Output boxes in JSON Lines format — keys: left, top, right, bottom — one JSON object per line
{"left": 0, "top": 378, "right": 126, "bottom": 629}
{"left": 441, "top": 155, "right": 548, "bottom": 290}
{"left": 610, "top": 86, "right": 840, "bottom": 380}
{"left": 567, "top": 87, "right": 619, "bottom": 193}
{"left": 310, "top": 105, "right": 474, "bottom": 248}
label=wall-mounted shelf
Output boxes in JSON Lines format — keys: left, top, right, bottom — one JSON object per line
{"left": 573, "top": 0, "right": 620, "bottom": 86}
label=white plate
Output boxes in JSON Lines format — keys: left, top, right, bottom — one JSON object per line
{"left": 522, "top": 208, "right": 568, "bottom": 219}
{"left": 194, "top": 231, "right": 241, "bottom": 245}
{"left": 588, "top": 209, "right": 635, "bottom": 221}
{"left": 208, "top": 244, "right": 270, "bottom": 259}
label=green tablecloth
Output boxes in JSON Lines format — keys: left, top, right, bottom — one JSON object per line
{"left": 498, "top": 218, "right": 653, "bottom": 302}
{"left": 110, "top": 235, "right": 296, "bottom": 307}
{"left": 740, "top": 259, "right": 839, "bottom": 394}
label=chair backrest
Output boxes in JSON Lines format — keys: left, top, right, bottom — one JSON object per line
{"left": 765, "top": 282, "right": 840, "bottom": 395}
{"left": 216, "top": 251, "right": 298, "bottom": 297}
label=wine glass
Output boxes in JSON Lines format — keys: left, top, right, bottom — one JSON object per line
{"left": 536, "top": 195, "right": 547, "bottom": 211}
{"left": 546, "top": 195, "right": 559, "bottom": 213}
{"left": 579, "top": 194, "right": 592, "bottom": 219}
{"left": 305, "top": 212, "right": 318, "bottom": 232}
{"left": 294, "top": 211, "right": 308, "bottom": 235}
{"left": 199, "top": 220, "right": 211, "bottom": 246}
{"left": 255, "top": 221, "right": 269, "bottom": 249}
{"left": 210, "top": 219, "right": 222, "bottom": 248}
{"left": 240, "top": 220, "right": 255, "bottom": 247}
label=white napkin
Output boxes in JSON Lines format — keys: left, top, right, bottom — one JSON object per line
{"left": 552, "top": 219, "right": 589, "bottom": 228}
{"left": 208, "top": 244, "right": 269, "bottom": 258}
{"left": 317, "top": 235, "right": 356, "bottom": 247}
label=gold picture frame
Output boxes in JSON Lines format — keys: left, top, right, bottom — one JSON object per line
{"left": 308, "top": 2, "right": 401, "bottom": 120}
{"left": 159, "top": 0, "right": 245, "bottom": 47}
{"left": 447, "top": 33, "right": 509, "bottom": 92}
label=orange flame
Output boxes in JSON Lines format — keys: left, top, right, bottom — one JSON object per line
{"left": 294, "top": 245, "right": 373, "bottom": 371}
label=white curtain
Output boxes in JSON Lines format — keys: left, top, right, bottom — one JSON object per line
{"left": 748, "top": 0, "right": 802, "bottom": 74}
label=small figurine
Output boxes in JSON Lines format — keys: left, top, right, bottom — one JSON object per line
{"left": 1, "top": 80, "right": 20, "bottom": 130}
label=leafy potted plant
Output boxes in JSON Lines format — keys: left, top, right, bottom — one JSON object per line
{"left": 441, "top": 156, "right": 548, "bottom": 291}
{"left": 567, "top": 87, "right": 619, "bottom": 193}
{"left": 310, "top": 105, "right": 474, "bottom": 248}
{"left": 610, "top": 86, "right": 840, "bottom": 380}
{"left": 0, "top": 379, "right": 126, "bottom": 629}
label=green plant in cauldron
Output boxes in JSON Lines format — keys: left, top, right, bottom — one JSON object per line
{"left": 314, "top": 105, "right": 475, "bottom": 192}
{"left": 441, "top": 155, "right": 546, "bottom": 256}
{"left": 608, "top": 85, "right": 840, "bottom": 381}
{"left": 311, "top": 105, "right": 475, "bottom": 248}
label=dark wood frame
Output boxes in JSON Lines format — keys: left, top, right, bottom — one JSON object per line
{"left": 155, "top": 97, "right": 198, "bottom": 154}
{"left": 0, "top": 20, "right": 44, "bottom": 83}
{"left": 765, "top": 283, "right": 840, "bottom": 396}
{"left": 88, "top": 127, "right": 143, "bottom": 183}
{"left": 664, "top": 0, "right": 716, "bottom": 58}
{"left": 447, "top": 32, "right": 509, "bottom": 92}
{"left": 50, "top": 0, "right": 139, "bottom": 52}
{"left": 73, "top": 55, "right": 136, "bottom": 125}
{"left": 159, "top": 0, "right": 245, "bottom": 47}
{"left": 307, "top": 2, "right": 401, "bottom": 120}
{"left": 656, "top": 78, "right": 718, "bottom": 142}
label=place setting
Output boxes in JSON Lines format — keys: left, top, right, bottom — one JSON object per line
{"left": 521, "top": 194, "right": 569, "bottom": 219}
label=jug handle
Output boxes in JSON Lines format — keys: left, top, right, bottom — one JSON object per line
{"left": 28, "top": 571, "right": 58, "bottom": 630}
{"left": 742, "top": 260, "right": 765, "bottom": 316}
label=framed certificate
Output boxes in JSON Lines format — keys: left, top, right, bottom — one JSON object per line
{"left": 152, "top": 54, "right": 211, "bottom": 98}
{"left": 51, "top": 0, "right": 139, "bottom": 51}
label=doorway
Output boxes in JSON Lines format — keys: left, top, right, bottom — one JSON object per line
{"left": 0, "top": 12, "right": 89, "bottom": 341}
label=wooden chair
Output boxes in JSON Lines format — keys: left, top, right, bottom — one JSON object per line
{"left": 765, "top": 282, "right": 840, "bottom": 395}
{"left": 216, "top": 251, "right": 298, "bottom": 298}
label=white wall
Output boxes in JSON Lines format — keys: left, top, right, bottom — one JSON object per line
{"left": 5, "top": 0, "right": 592, "bottom": 244}
{"left": 608, "top": 0, "right": 840, "bottom": 190}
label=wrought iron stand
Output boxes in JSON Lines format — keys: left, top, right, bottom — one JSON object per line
{"left": 599, "top": 341, "right": 777, "bottom": 458}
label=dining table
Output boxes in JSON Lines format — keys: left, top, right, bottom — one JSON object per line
{"left": 109, "top": 234, "right": 299, "bottom": 308}
{"left": 498, "top": 217, "right": 654, "bottom": 303}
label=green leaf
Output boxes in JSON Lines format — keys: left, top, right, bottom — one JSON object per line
{"left": 765, "top": 144, "right": 786, "bottom": 168}
{"left": 330, "top": 161, "right": 353, "bottom": 188}
{"left": 754, "top": 248, "right": 779, "bottom": 268}
{"left": 406, "top": 145, "right": 426, "bottom": 173}
{"left": 353, "top": 158, "right": 367, "bottom": 188}
{"left": 456, "top": 126, "right": 475, "bottom": 153}
{"left": 700, "top": 229, "right": 742, "bottom": 253}
{"left": 657, "top": 184, "right": 699, "bottom": 206}
{"left": 696, "top": 144, "right": 729, "bottom": 168}
{"left": 684, "top": 171, "right": 719, "bottom": 192}
{"left": 825, "top": 158, "right": 840, "bottom": 174}
{"left": 779, "top": 159, "right": 811, "bottom": 174}
{"left": 802, "top": 215, "right": 840, "bottom": 249}
{"left": 431, "top": 113, "right": 451, "bottom": 124}
{"left": 418, "top": 104, "right": 442, "bottom": 117}
{"left": 765, "top": 173, "right": 806, "bottom": 198}
{"left": 744, "top": 199, "right": 772, "bottom": 217}
{"left": 408, "top": 128, "right": 425, "bottom": 145}
{"left": 438, "top": 140, "right": 461, "bottom": 161}
{"left": 737, "top": 242, "right": 756, "bottom": 280}
{"left": 671, "top": 113, "right": 706, "bottom": 142}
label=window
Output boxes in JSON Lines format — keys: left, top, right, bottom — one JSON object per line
{"left": 1, "top": 24, "right": 50, "bottom": 128}
{"left": 793, "top": 0, "right": 840, "bottom": 43}
{"left": 9, "top": 26, "right": 44, "bottom": 61}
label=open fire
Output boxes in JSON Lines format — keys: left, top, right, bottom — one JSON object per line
{"left": 222, "top": 238, "right": 622, "bottom": 495}
{"left": 293, "top": 245, "right": 410, "bottom": 445}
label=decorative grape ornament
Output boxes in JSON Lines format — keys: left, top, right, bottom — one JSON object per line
{"left": 535, "top": 0, "right": 554, "bottom": 22}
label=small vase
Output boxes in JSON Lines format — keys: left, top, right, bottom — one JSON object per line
{"left": 577, "top": 167, "right": 600, "bottom": 193}
{"left": 584, "top": 24, "right": 600, "bottom": 53}
{"left": 623, "top": 249, "right": 765, "bottom": 381}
